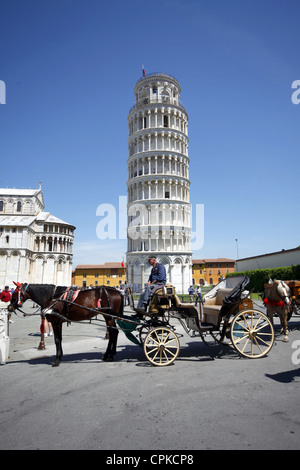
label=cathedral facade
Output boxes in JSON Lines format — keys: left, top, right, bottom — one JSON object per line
{"left": 0, "top": 185, "right": 75, "bottom": 287}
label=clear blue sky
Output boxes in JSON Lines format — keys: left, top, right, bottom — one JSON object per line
{"left": 0, "top": 0, "right": 299, "bottom": 266}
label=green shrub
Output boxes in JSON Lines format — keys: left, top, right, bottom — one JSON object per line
{"left": 227, "top": 265, "right": 300, "bottom": 293}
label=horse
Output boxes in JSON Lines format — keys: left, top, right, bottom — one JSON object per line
{"left": 263, "top": 279, "right": 291, "bottom": 342}
{"left": 8, "top": 283, "right": 124, "bottom": 366}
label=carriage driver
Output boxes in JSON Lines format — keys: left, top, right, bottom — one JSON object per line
{"left": 134, "top": 256, "right": 167, "bottom": 317}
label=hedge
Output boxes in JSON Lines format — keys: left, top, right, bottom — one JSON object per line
{"left": 226, "top": 265, "right": 300, "bottom": 293}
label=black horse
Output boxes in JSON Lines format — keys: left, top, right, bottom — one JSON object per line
{"left": 8, "top": 283, "right": 123, "bottom": 366}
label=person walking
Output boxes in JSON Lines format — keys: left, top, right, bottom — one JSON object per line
{"left": 195, "top": 285, "right": 203, "bottom": 306}
{"left": 188, "top": 285, "right": 195, "bottom": 302}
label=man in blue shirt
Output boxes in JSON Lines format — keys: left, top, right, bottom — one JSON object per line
{"left": 135, "top": 256, "right": 167, "bottom": 315}
{"left": 148, "top": 257, "right": 167, "bottom": 285}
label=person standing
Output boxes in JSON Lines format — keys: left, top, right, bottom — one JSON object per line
{"left": 0, "top": 286, "right": 13, "bottom": 323}
{"left": 195, "top": 285, "right": 203, "bottom": 306}
{"left": 188, "top": 285, "right": 195, "bottom": 302}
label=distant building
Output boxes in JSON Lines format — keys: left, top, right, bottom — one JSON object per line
{"left": 73, "top": 262, "right": 126, "bottom": 288}
{"left": 0, "top": 185, "right": 75, "bottom": 287}
{"left": 73, "top": 259, "right": 235, "bottom": 289}
{"left": 235, "top": 247, "right": 300, "bottom": 272}
{"left": 192, "top": 258, "right": 235, "bottom": 286}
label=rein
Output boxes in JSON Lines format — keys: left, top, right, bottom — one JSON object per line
{"left": 13, "top": 306, "right": 41, "bottom": 317}
{"left": 54, "top": 298, "right": 138, "bottom": 324}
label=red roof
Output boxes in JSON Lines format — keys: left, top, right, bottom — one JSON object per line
{"left": 192, "top": 258, "right": 235, "bottom": 264}
{"left": 75, "top": 262, "right": 126, "bottom": 269}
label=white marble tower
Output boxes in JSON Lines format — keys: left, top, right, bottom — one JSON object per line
{"left": 126, "top": 73, "right": 192, "bottom": 294}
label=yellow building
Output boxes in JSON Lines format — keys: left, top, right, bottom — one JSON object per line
{"left": 192, "top": 258, "right": 235, "bottom": 286}
{"left": 73, "top": 262, "right": 126, "bottom": 288}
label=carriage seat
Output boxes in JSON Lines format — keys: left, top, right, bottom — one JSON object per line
{"left": 149, "top": 286, "right": 196, "bottom": 316}
{"left": 203, "top": 288, "right": 232, "bottom": 326}
{"left": 174, "top": 295, "right": 196, "bottom": 311}
{"left": 148, "top": 287, "right": 171, "bottom": 314}
{"left": 172, "top": 295, "right": 199, "bottom": 320}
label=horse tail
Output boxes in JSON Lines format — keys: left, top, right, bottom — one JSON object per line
{"left": 119, "top": 291, "right": 124, "bottom": 318}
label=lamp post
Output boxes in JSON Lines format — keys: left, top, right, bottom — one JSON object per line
{"left": 235, "top": 238, "right": 239, "bottom": 260}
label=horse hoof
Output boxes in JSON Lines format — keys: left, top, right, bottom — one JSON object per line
{"left": 103, "top": 356, "right": 113, "bottom": 362}
{"left": 283, "top": 336, "right": 289, "bottom": 342}
{"left": 52, "top": 360, "right": 61, "bottom": 367}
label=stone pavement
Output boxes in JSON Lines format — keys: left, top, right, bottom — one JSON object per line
{"left": 1, "top": 298, "right": 300, "bottom": 451}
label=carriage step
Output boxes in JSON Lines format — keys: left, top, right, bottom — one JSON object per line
{"left": 199, "top": 323, "right": 215, "bottom": 332}
{"left": 132, "top": 307, "right": 147, "bottom": 316}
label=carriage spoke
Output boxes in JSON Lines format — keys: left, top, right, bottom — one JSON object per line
{"left": 253, "top": 336, "right": 263, "bottom": 355}
{"left": 240, "top": 337, "right": 250, "bottom": 353}
{"left": 253, "top": 321, "right": 271, "bottom": 334}
{"left": 234, "top": 333, "right": 249, "bottom": 345}
{"left": 164, "top": 347, "right": 177, "bottom": 357}
{"left": 154, "top": 330, "right": 161, "bottom": 344}
{"left": 235, "top": 320, "right": 248, "bottom": 331}
{"left": 146, "top": 345, "right": 158, "bottom": 354}
{"left": 151, "top": 337, "right": 160, "bottom": 346}
{"left": 147, "top": 346, "right": 159, "bottom": 359}
{"left": 164, "top": 338, "right": 178, "bottom": 348}
{"left": 254, "top": 334, "right": 272, "bottom": 348}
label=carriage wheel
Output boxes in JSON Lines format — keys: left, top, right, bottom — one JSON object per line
{"left": 230, "top": 309, "right": 274, "bottom": 359}
{"left": 144, "top": 327, "right": 180, "bottom": 366}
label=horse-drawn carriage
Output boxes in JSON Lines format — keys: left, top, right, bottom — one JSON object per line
{"left": 8, "top": 276, "right": 275, "bottom": 367}
{"left": 283, "top": 280, "right": 300, "bottom": 317}
{"left": 130, "top": 275, "right": 275, "bottom": 366}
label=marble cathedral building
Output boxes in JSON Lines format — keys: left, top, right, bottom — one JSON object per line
{"left": 126, "top": 73, "right": 192, "bottom": 293}
{"left": 0, "top": 185, "right": 75, "bottom": 287}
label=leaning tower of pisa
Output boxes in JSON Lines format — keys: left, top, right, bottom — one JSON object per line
{"left": 126, "top": 72, "right": 192, "bottom": 294}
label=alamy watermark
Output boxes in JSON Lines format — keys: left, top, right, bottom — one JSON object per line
{"left": 291, "top": 80, "right": 300, "bottom": 105}
{"left": 96, "top": 196, "right": 204, "bottom": 250}
{"left": 0, "top": 80, "right": 6, "bottom": 104}
{"left": 291, "top": 340, "right": 300, "bottom": 365}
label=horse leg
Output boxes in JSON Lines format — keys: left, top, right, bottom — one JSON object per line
{"left": 110, "top": 325, "right": 119, "bottom": 357}
{"left": 281, "top": 310, "right": 289, "bottom": 343}
{"left": 103, "top": 322, "right": 119, "bottom": 361}
{"left": 51, "top": 317, "right": 63, "bottom": 366}
{"left": 266, "top": 307, "right": 274, "bottom": 327}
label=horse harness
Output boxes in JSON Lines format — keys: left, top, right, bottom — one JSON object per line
{"left": 13, "top": 283, "right": 115, "bottom": 322}
{"left": 263, "top": 282, "right": 290, "bottom": 308}
{"left": 51, "top": 285, "right": 115, "bottom": 321}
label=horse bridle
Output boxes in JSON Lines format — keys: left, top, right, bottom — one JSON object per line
{"left": 278, "top": 281, "right": 291, "bottom": 305}
{"left": 13, "top": 282, "right": 29, "bottom": 309}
